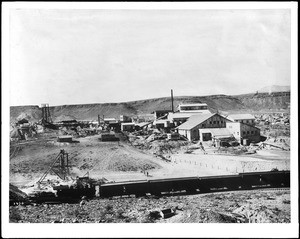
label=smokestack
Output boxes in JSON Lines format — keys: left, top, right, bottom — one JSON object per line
{"left": 171, "top": 89, "right": 174, "bottom": 112}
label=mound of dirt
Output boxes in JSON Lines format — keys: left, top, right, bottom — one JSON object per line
{"left": 10, "top": 106, "right": 42, "bottom": 123}
{"left": 9, "top": 136, "right": 162, "bottom": 185}
{"left": 9, "top": 184, "right": 28, "bottom": 201}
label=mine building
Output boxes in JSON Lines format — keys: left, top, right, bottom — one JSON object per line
{"left": 226, "top": 121, "right": 261, "bottom": 145}
{"left": 176, "top": 113, "right": 231, "bottom": 141}
{"left": 103, "top": 118, "right": 119, "bottom": 124}
{"left": 177, "top": 103, "right": 211, "bottom": 113}
{"left": 120, "top": 115, "right": 132, "bottom": 123}
{"left": 168, "top": 103, "right": 212, "bottom": 126}
{"left": 103, "top": 118, "right": 121, "bottom": 131}
{"left": 227, "top": 114, "right": 256, "bottom": 126}
{"left": 121, "top": 122, "right": 136, "bottom": 132}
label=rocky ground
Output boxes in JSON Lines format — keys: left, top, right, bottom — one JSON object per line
{"left": 10, "top": 189, "right": 290, "bottom": 223}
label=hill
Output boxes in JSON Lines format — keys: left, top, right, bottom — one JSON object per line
{"left": 10, "top": 91, "right": 290, "bottom": 122}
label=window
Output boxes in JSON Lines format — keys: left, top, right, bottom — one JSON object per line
{"left": 210, "top": 121, "right": 212, "bottom": 124}
{"left": 213, "top": 121, "right": 216, "bottom": 124}
{"left": 237, "top": 132, "right": 239, "bottom": 135}
{"left": 243, "top": 131, "right": 246, "bottom": 135}
{"left": 247, "top": 131, "right": 249, "bottom": 135}
{"left": 202, "top": 124, "right": 205, "bottom": 128}
{"left": 251, "top": 131, "right": 254, "bottom": 134}
{"left": 180, "top": 105, "right": 208, "bottom": 111}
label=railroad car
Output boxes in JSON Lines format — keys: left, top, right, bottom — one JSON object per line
{"left": 148, "top": 177, "right": 200, "bottom": 195}
{"left": 239, "top": 170, "right": 290, "bottom": 189}
{"left": 99, "top": 180, "right": 149, "bottom": 197}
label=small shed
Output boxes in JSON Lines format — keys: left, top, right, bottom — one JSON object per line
{"left": 159, "top": 208, "right": 175, "bottom": 219}
{"left": 121, "top": 122, "right": 135, "bottom": 132}
{"left": 57, "top": 135, "right": 73, "bottom": 143}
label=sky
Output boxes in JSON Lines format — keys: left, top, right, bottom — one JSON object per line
{"left": 8, "top": 9, "right": 291, "bottom": 106}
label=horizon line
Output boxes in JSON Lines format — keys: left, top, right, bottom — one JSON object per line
{"left": 9, "top": 90, "right": 291, "bottom": 108}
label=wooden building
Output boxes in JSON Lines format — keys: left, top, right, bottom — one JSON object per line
{"left": 176, "top": 113, "right": 231, "bottom": 141}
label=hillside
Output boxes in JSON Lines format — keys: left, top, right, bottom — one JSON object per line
{"left": 10, "top": 91, "right": 290, "bottom": 122}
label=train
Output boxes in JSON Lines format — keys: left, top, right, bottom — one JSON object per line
{"left": 19, "top": 170, "right": 289, "bottom": 205}
{"left": 99, "top": 170, "right": 290, "bottom": 198}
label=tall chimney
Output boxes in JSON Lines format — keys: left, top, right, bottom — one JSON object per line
{"left": 171, "top": 89, "right": 174, "bottom": 112}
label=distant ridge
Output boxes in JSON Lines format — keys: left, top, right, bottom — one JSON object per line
{"left": 258, "top": 85, "right": 290, "bottom": 93}
{"left": 10, "top": 91, "right": 290, "bottom": 122}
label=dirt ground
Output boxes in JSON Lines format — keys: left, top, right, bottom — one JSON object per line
{"left": 10, "top": 134, "right": 290, "bottom": 186}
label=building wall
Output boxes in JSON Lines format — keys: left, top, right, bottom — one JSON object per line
{"left": 226, "top": 122, "right": 242, "bottom": 141}
{"left": 240, "top": 123, "right": 260, "bottom": 143}
{"left": 121, "top": 124, "right": 135, "bottom": 131}
{"left": 178, "top": 129, "right": 191, "bottom": 140}
{"left": 226, "top": 122, "right": 260, "bottom": 144}
{"left": 234, "top": 119, "right": 255, "bottom": 125}
{"left": 120, "top": 115, "right": 131, "bottom": 122}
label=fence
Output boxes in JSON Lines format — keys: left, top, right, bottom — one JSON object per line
{"left": 171, "top": 157, "right": 288, "bottom": 174}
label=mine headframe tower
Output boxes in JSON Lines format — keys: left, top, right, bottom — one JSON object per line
{"left": 38, "top": 149, "right": 71, "bottom": 183}
{"left": 41, "top": 103, "right": 53, "bottom": 124}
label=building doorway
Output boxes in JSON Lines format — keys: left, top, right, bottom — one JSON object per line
{"left": 202, "top": 133, "right": 212, "bottom": 141}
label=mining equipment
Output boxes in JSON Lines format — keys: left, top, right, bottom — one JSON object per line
{"left": 40, "top": 103, "right": 59, "bottom": 130}
{"left": 38, "top": 149, "right": 71, "bottom": 183}
{"left": 27, "top": 149, "right": 98, "bottom": 203}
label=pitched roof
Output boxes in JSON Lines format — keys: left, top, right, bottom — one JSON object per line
{"left": 177, "top": 113, "right": 215, "bottom": 130}
{"left": 227, "top": 121, "right": 260, "bottom": 130}
{"left": 228, "top": 114, "right": 255, "bottom": 120}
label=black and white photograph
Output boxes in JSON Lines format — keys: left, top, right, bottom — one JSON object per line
{"left": 2, "top": 2, "right": 298, "bottom": 238}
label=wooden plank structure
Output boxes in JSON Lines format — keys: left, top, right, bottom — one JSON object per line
{"left": 38, "top": 149, "right": 70, "bottom": 183}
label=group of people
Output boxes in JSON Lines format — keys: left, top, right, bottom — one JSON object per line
{"left": 141, "top": 170, "right": 149, "bottom": 177}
